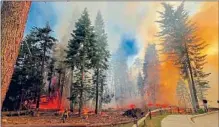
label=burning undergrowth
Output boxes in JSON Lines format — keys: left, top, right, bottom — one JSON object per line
{"left": 2, "top": 109, "right": 136, "bottom": 126}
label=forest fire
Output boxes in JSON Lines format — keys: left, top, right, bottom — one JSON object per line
{"left": 29, "top": 90, "right": 64, "bottom": 112}
{"left": 2, "top": 1, "right": 218, "bottom": 127}
{"left": 39, "top": 97, "right": 60, "bottom": 110}
{"left": 83, "top": 108, "right": 89, "bottom": 115}
{"left": 129, "top": 104, "right": 136, "bottom": 109}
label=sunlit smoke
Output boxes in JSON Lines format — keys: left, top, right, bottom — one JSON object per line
{"left": 191, "top": 2, "right": 218, "bottom": 107}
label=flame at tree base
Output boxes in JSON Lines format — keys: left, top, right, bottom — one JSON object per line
{"left": 30, "top": 90, "right": 65, "bottom": 112}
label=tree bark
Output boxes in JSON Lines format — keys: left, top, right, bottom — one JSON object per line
{"left": 60, "top": 69, "right": 65, "bottom": 109}
{"left": 185, "top": 42, "right": 199, "bottom": 111}
{"left": 99, "top": 76, "right": 104, "bottom": 111}
{"left": 57, "top": 69, "right": 62, "bottom": 109}
{"left": 19, "top": 82, "right": 24, "bottom": 111}
{"left": 95, "top": 68, "right": 99, "bottom": 114}
{"left": 1, "top": 1, "right": 31, "bottom": 108}
{"left": 36, "top": 40, "right": 46, "bottom": 109}
{"left": 70, "top": 68, "right": 74, "bottom": 112}
{"left": 79, "top": 59, "right": 85, "bottom": 116}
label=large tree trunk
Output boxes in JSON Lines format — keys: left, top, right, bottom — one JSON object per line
{"left": 1, "top": 1, "right": 31, "bottom": 108}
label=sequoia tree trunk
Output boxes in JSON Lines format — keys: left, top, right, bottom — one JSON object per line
{"left": 1, "top": 1, "right": 31, "bottom": 108}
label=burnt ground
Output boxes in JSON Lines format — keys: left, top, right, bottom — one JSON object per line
{"left": 2, "top": 111, "right": 136, "bottom": 127}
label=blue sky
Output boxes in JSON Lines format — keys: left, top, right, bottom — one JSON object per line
{"left": 24, "top": 2, "right": 57, "bottom": 37}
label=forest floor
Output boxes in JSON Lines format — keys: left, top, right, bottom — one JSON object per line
{"left": 2, "top": 111, "right": 136, "bottom": 127}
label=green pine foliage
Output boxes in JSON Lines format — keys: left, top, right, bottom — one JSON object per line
{"left": 157, "top": 2, "right": 210, "bottom": 110}
{"left": 3, "top": 23, "right": 56, "bottom": 110}
{"left": 93, "top": 11, "right": 110, "bottom": 113}
{"left": 66, "top": 8, "right": 98, "bottom": 116}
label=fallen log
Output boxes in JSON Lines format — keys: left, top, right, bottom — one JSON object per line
{"left": 2, "top": 110, "right": 30, "bottom": 116}
{"left": 122, "top": 108, "right": 144, "bottom": 118}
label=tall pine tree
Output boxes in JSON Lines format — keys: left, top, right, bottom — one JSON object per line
{"left": 157, "top": 2, "right": 210, "bottom": 111}
{"left": 66, "top": 8, "right": 97, "bottom": 116}
{"left": 93, "top": 11, "right": 110, "bottom": 114}
{"left": 34, "top": 23, "right": 57, "bottom": 109}
{"left": 2, "top": 24, "right": 56, "bottom": 110}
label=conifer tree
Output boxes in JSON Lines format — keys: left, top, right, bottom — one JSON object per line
{"left": 34, "top": 23, "right": 57, "bottom": 109}
{"left": 2, "top": 25, "right": 56, "bottom": 110}
{"left": 157, "top": 2, "right": 210, "bottom": 110}
{"left": 192, "top": 43, "right": 211, "bottom": 101}
{"left": 66, "top": 8, "right": 97, "bottom": 116}
{"left": 93, "top": 11, "right": 110, "bottom": 114}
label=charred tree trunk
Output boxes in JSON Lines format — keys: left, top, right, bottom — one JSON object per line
{"left": 1, "top": 1, "right": 31, "bottom": 108}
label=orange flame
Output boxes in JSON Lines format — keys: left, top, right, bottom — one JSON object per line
{"left": 83, "top": 108, "right": 89, "bottom": 115}
{"left": 129, "top": 104, "right": 136, "bottom": 109}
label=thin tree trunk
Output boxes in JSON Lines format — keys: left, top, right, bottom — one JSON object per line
{"left": 95, "top": 68, "right": 99, "bottom": 114}
{"left": 188, "top": 63, "right": 199, "bottom": 108}
{"left": 19, "top": 88, "right": 24, "bottom": 111}
{"left": 185, "top": 42, "right": 199, "bottom": 111}
{"left": 1, "top": 1, "right": 31, "bottom": 108}
{"left": 70, "top": 68, "right": 74, "bottom": 112}
{"left": 57, "top": 69, "right": 62, "bottom": 109}
{"left": 59, "top": 69, "right": 65, "bottom": 109}
{"left": 99, "top": 77, "right": 104, "bottom": 111}
{"left": 79, "top": 60, "right": 85, "bottom": 116}
{"left": 36, "top": 41, "right": 46, "bottom": 109}
{"left": 48, "top": 78, "right": 52, "bottom": 97}
{"left": 57, "top": 70, "right": 62, "bottom": 89}
{"left": 187, "top": 67, "right": 197, "bottom": 111}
